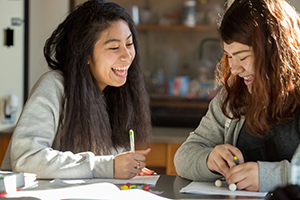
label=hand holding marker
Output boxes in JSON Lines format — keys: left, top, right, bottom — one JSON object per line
{"left": 215, "top": 156, "right": 239, "bottom": 191}
{"left": 129, "top": 129, "right": 156, "bottom": 175}
{"left": 129, "top": 129, "right": 141, "bottom": 169}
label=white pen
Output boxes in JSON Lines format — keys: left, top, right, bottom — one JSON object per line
{"left": 129, "top": 129, "right": 135, "bottom": 153}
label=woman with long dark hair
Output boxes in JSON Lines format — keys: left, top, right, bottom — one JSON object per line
{"left": 175, "top": 0, "right": 300, "bottom": 192}
{"left": 1, "top": 0, "right": 152, "bottom": 179}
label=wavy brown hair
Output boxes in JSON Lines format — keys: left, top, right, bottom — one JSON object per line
{"left": 44, "top": 0, "right": 151, "bottom": 154}
{"left": 217, "top": 0, "right": 300, "bottom": 136}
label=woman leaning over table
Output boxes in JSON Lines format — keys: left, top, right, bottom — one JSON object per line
{"left": 174, "top": 0, "right": 300, "bottom": 192}
{"left": 1, "top": 0, "right": 153, "bottom": 179}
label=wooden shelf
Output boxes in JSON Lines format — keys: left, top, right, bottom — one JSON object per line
{"left": 136, "top": 24, "right": 216, "bottom": 31}
{"left": 150, "top": 94, "right": 210, "bottom": 109}
{"left": 150, "top": 99, "right": 209, "bottom": 108}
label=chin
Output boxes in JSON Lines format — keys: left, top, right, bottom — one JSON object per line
{"left": 247, "top": 86, "right": 252, "bottom": 94}
{"left": 114, "top": 81, "right": 127, "bottom": 88}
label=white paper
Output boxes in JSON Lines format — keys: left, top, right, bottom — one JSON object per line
{"left": 84, "top": 174, "right": 160, "bottom": 186}
{"left": 180, "top": 181, "right": 268, "bottom": 197}
{"left": 22, "top": 175, "right": 160, "bottom": 191}
{"left": 6, "top": 182, "right": 169, "bottom": 200}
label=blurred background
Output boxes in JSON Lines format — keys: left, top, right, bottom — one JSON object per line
{"left": 1, "top": 0, "right": 300, "bottom": 175}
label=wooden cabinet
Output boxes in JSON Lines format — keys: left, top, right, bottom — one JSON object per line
{"left": 0, "top": 127, "right": 14, "bottom": 166}
{"left": 0, "top": 136, "right": 11, "bottom": 167}
{"left": 143, "top": 142, "right": 181, "bottom": 176}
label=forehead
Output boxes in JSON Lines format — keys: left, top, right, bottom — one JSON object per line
{"left": 223, "top": 42, "right": 251, "bottom": 54}
{"left": 98, "top": 19, "right": 131, "bottom": 42}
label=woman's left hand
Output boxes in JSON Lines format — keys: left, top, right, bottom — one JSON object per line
{"left": 225, "top": 162, "right": 259, "bottom": 191}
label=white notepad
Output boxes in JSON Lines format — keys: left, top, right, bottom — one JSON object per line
{"left": 180, "top": 181, "right": 268, "bottom": 197}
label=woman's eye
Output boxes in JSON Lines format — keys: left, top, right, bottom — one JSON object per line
{"left": 241, "top": 55, "right": 250, "bottom": 61}
{"left": 127, "top": 43, "right": 134, "bottom": 47}
{"left": 109, "top": 47, "right": 119, "bottom": 50}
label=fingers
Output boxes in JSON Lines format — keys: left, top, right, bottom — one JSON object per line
{"left": 135, "top": 148, "right": 151, "bottom": 156}
{"left": 207, "top": 144, "right": 243, "bottom": 176}
{"left": 226, "top": 162, "right": 259, "bottom": 192}
{"left": 227, "top": 146, "right": 244, "bottom": 165}
{"left": 113, "top": 150, "right": 150, "bottom": 179}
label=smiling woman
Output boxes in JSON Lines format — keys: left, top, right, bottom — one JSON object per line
{"left": 1, "top": 0, "right": 153, "bottom": 180}
{"left": 88, "top": 19, "right": 136, "bottom": 90}
{"left": 223, "top": 42, "right": 254, "bottom": 92}
{"left": 175, "top": 0, "right": 300, "bottom": 193}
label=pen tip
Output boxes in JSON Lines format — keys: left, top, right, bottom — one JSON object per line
{"left": 129, "top": 129, "right": 134, "bottom": 135}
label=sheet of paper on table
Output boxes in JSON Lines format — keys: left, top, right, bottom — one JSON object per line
{"left": 22, "top": 175, "right": 160, "bottom": 191}
{"left": 5, "top": 181, "right": 169, "bottom": 200}
{"left": 52, "top": 175, "right": 160, "bottom": 187}
{"left": 85, "top": 174, "right": 160, "bottom": 186}
{"left": 180, "top": 181, "right": 268, "bottom": 197}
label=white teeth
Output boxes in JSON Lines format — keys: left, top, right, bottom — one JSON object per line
{"left": 115, "top": 71, "right": 126, "bottom": 76}
{"left": 243, "top": 76, "right": 253, "bottom": 80}
{"left": 113, "top": 66, "right": 129, "bottom": 71}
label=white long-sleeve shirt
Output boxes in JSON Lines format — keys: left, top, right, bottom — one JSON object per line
{"left": 1, "top": 70, "right": 124, "bottom": 179}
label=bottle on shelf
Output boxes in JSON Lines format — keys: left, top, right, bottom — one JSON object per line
{"left": 183, "top": 0, "right": 196, "bottom": 27}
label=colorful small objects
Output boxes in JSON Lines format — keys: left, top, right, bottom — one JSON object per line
{"left": 121, "top": 185, "right": 129, "bottom": 190}
{"left": 125, "top": 182, "right": 131, "bottom": 187}
{"left": 142, "top": 184, "right": 150, "bottom": 191}
{"left": 121, "top": 183, "right": 152, "bottom": 192}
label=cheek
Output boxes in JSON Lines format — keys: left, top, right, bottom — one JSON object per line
{"left": 245, "top": 62, "right": 255, "bottom": 73}
{"left": 130, "top": 48, "right": 136, "bottom": 61}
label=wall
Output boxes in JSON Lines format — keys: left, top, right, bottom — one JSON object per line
{"left": 29, "top": 0, "right": 69, "bottom": 90}
{"left": 289, "top": 0, "right": 300, "bottom": 11}
{"left": 0, "top": 0, "right": 69, "bottom": 131}
{"left": 0, "top": 0, "right": 24, "bottom": 131}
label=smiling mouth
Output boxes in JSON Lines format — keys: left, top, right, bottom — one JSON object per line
{"left": 112, "top": 66, "right": 129, "bottom": 76}
{"left": 243, "top": 75, "right": 253, "bottom": 80}
{"left": 242, "top": 75, "right": 254, "bottom": 86}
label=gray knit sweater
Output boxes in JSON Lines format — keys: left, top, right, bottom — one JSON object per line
{"left": 174, "top": 90, "right": 298, "bottom": 192}
{"left": 1, "top": 71, "right": 124, "bottom": 179}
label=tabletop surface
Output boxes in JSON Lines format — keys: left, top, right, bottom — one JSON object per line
{"left": 152, "top": 175, "right": 270, "bottom": 200}
{"left": 0, "top": 174, "right": 271, "bottom": 200}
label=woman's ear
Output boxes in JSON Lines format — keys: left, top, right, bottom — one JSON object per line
{"left": 87, "top": 56, "right": 91, "bottom": 65}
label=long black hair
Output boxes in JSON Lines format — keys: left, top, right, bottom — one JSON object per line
{"left": 44, "top": 0, "right": 151, "bottom": 154}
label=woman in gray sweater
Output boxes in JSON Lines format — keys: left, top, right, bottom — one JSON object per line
{"left": 174, "top": 0, "right": 300, "bottom": 192}
{"left": 1, "top": 0, "right": 152, "bottom": 179}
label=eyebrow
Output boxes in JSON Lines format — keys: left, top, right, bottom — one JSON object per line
{"left": 104, "top": 34, "right": 132, "bottom": 45}
{"left": 224, "top": 49, "right": 251, "bottom": 56}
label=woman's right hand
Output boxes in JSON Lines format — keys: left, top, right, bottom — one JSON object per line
{"left": 207, "top": 144, "right": 244, "bottom": 176}
{"left": 113, "top": 148, "right": 151, "bottom": 179}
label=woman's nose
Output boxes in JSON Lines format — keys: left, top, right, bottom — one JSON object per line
{"left": 229, "top": 59, "right": 244, "bottom": 75}
{"left": 120, "top": 48, "right": 133, "bottom": 62}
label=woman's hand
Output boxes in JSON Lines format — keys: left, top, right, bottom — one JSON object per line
{"left": 207, "top": 144, "right": 244, "bottom": 176}
{"left": 137, "top": 167, "right": 156, "bottom": 176}
{"left": 113, "top": 148, "right": 151, "bottom": 179}
{"left": 226, "top": 162, "right": 259, "bottom": 191}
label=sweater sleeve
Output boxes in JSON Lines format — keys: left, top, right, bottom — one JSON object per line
{"left": 6, "top": 71, "right": 115, "bottom": 179}
{"left": 174, "top": 91, "right": 229, "bottom": 181}
{"left": 258, "top": 160, "right": 291, "bottom": 192}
